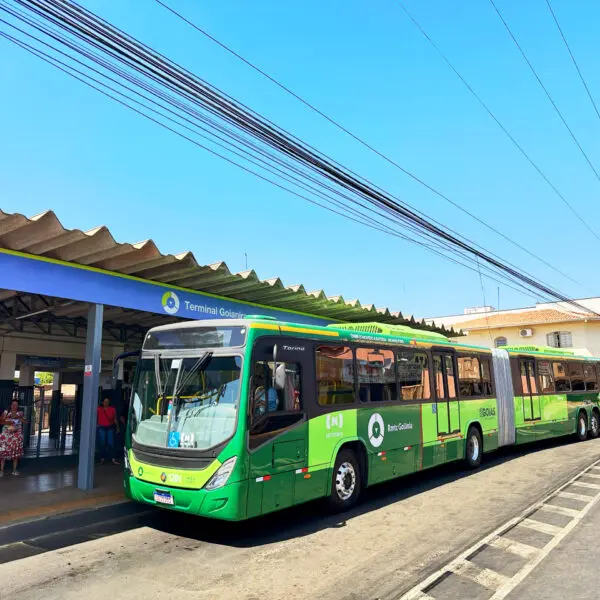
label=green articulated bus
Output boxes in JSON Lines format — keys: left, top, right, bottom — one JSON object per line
{"left": 123, "top": 316, "right": 600, "bottom": 520}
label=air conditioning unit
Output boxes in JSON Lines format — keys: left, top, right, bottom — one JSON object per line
{"left": 520, "top": 328, "right": 534, "bottom": 338}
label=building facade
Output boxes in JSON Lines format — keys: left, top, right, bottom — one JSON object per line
{"left": 425, "top": 300, "right": 600, "bottom": 356}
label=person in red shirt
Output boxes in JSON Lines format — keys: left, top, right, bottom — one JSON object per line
{"left": 96, "top": 397, "right": 120, "bottom": 465}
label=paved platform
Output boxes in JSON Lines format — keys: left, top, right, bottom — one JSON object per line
{"left": 0, "top": 463, "right": 126, "bottom": 528}
{"left": 506, "top": 488, "right": 600, "bottom": 600}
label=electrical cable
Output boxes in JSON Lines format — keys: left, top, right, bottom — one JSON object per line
{"left": 154, "top": 0, "right": 588, "bottom": 291}
{"left": 397, "top": 0, "right": 600, "bottom": 245}
{"left": 544, "top": 0, "right": 600, "bottom": 124}
{"left": 489, "top": 0, "right": 600, "bottom": 185}
{"left": 1, "top": 0, "right": 596, "bottom": 316}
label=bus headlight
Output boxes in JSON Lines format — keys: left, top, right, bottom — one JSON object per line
{"left": 205, "top": 457, "right": 237, "bottom": 491}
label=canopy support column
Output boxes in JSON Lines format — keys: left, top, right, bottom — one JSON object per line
{"left": 77, "top": 303, "right": 104, "bottom": 491}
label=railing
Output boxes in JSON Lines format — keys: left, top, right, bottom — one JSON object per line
{"left": 25, "top": 389, "right": 76, "bottom": 458}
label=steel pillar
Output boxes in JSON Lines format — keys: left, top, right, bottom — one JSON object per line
{"left": 77, "top": 303, "right": 104, "bottom": 491}
{"left": 49, "top": 371, "right": 62, "bottom": 440}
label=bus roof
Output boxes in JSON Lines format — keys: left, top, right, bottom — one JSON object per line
{"left": 145, "top": 317, "right": 600, "bottom": 362}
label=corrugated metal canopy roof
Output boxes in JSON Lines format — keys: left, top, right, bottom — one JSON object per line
{"left": 0, "top": 210, "right": 456, "bottom": 335}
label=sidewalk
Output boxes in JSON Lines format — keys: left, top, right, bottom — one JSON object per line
{"left": 506, "top": 495, "right": 600, "bottom": 600}
{"left": 0, "top": 462, "right": 126, "bottom": 528}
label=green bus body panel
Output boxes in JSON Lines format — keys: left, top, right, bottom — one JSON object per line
{"left": 125, "top": 476, "right": 249, "bottom": 521}
{"left": 124, "top": 318, "right": 600, "bottom": 521}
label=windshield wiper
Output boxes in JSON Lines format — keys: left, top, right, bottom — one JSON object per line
{"left": 165, "top": 352, "right": 213, "bottom": 445}
{"left": 174, "top": 352, "right": 213, "bottom": 399}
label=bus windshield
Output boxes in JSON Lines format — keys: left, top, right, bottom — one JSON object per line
{"left": 130, "top": 353, "right": 242, "bottom": 451}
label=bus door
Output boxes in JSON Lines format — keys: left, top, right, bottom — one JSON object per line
{"left": 432, "top": 351, "right": 460, "bottom": 436}
{"left": 519, "top": 358, "right": 540, "bottom": 421}
{"left": 247, "top": 340, "right": 308, "bottom": 517}
{"left": 432, "top": 351, "right": 460, "bottom": 465}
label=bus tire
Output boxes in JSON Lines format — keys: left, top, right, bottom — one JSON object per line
{"left": 465, "top": 426, "right": 483, "bottom": 469}
{"left": 328, "top": 449, "right": 361, "bottom": 512}
{"left": 590, "top": 411, "right": 600, "bottom": 439}
{"left": 576, "top": 412, "right": 588, "bottom": 442}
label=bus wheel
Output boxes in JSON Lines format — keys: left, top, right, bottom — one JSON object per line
{"left": 577, "top": 413, "right": 588, "bottom": 442}
{"left": 329, "top": 449, "right": 361, "bottom": 512}
{"left": 590, "top": 412, "right": 600, "bottom": 439}
{"left": 465, "top": 426, "right": 482, "bottom": 469}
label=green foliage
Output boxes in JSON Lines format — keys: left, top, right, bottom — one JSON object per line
{"left": 36, "top": 372, "right": 54, "bottom": 385}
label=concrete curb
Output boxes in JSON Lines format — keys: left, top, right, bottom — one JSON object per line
{"left": 0, "top": 499, "right": 148, "bottom": 546}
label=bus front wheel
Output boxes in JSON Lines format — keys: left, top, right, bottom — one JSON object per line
{"left": 329, "top": 449, "right": 361, "bottom": 512}
{"left": 465, "top": 426, "right": 483, "bottom": 469}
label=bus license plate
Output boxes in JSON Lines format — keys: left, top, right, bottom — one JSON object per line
{"left": 154, "top": 490, "right": 174, "bottom": 505}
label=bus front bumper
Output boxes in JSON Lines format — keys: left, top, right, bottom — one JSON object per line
{"left": 124, "top": 475, "right": 248, "bottom": 521}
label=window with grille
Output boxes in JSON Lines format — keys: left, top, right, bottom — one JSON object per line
{"left": 546, "top": 331, "right": 573, "bottom": 348}
{"left": 494, "top": 337, "right": 507, "bottom": 348}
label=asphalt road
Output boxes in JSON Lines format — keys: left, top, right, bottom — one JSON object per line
{"left": 2, "top": 436, "right": 600, "bottom": 600}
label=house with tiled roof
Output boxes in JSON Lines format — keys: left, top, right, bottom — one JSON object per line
{"left": 425, "top": 299, "right": 600, "bottom": 356}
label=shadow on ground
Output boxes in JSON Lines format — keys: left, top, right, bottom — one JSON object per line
{"left": 148, "top": 435, "right": 585, "bottom": 548}
{"left": 1, "top": 434, "right": 590, "bottom": 565}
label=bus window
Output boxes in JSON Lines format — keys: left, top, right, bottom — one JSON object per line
{"left": 316, "top": 346, "right": 355, "bottom": 406}
{"left": 398, "top": 350, "right": 430, "bottom": 400}
{"left": 520, "top": 361, "right": 530, "bottom": 395}
{"left": 445, "top": 355, "right": 457, "bottom": 398}
{"left": 433, "top": 355, "right": 444, "bottom": 399}
{"left": 249, "top": 361, "right": 303, "bottom": 448}
{"left": 568, "top": 363, "right": 585, "bottom": 391}
{"left": 584, "top": 364, "right": 598, "bottom": 392}
{"left": 520, "top": 359, "right": 537, "bottom": 395}
{"left": 252, "top": 361, "right": 302, "bottom": 419}
{"left": 538, "top": 361, "right": 555, "bottom": 393}
{"left": 356, "top": 348, "right": 396, "bottom": 402}
{"left": 458, "top": 356, "right": 482, "bottom": 397}
{"left": 481, "top": 358, "right": 493, "bottom": 396}
{"left": 553, "top": 362, "right": 571, "bottom": 392}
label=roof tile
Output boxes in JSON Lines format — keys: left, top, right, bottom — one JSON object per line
{"left": 0, "top": 209, "right": 455, "bottom": 333}
{"left": 456, "top": 309, "right": 597, "bottom": 331}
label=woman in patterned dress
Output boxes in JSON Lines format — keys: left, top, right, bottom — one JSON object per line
{"left": 0, "top": 400, "right": 26, "bottom": 476}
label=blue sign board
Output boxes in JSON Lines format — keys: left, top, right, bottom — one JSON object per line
{"left": 0, "top": 250, "right": 334, "bottom": 327}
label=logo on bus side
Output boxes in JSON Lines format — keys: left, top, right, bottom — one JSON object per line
{"left": 162, "top": 291, "right": 180, "bottom": 315}
{"left": 368, "top": 413, "right": 385, "bottom": 448}
{"left": 479, "top": 407, "right": 496, "bottom": 418}
{"left": 326, "top": 413, "right": 344, "bottom": 439}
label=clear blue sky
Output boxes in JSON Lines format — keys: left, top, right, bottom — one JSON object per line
{"left": 1, "top": 0, "right": 600, "bottom": 320}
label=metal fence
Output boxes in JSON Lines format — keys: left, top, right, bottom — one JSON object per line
{"left": 24, "top": 387, "right": 76, "bottom": 458}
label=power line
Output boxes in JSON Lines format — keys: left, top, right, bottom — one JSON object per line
{"left": 544, "top": 0, "right": 600, "bottom": 124}
{"left": 7, "top": 0, "right": 590, "bottom": 310}
{"left": 397, "top": 0, "right": 600, "bottom": 246}
{"left": 488, "top": 0, "right": 600, "bottom": 185}
{"left": 2, "top": 2, "right": 521, "bottom": 287}
{"left": 63, "top": 0, "right": 593, "bottom": 302}
{"left": 2, "top": 36, "right": 544, "bottom": 306}
{"left": 9, "top": 0, "right": 571, "bottom": 304}
{"left": 1, "top": 13, "right": 543, "bottom": 304}
{"left": 154, "top": 0, "right": 590, "bottom": 292}
{"left": 2, "top": 0, "right": 597, "bottom": 316}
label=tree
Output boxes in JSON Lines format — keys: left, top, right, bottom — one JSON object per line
{"left": 36, "top": 372, "right": 54, "bottom": 386}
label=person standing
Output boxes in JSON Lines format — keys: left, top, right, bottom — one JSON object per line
{"left": 96, "top": 397, "right": 120, "bottom": 465}
{"left": 0, "top": 400, "right": 27, "bottom": 476}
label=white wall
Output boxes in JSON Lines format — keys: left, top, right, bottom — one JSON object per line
{"left": 452, "top": 321, "right": 600, "bottom": 355}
